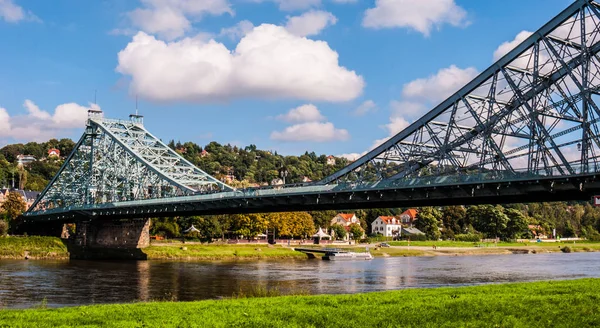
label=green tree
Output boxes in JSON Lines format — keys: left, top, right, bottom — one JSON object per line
{"left": 150, "top": 217, "right": 180, "bottom": 238}
{"left": 441, "top": 206, "right": 466, "bottom": 233}
{"left": 331, "top": 224, "right": 347, "bottom": 240}
{"left": 349, "top": 223, "right": 364, "bottom": 241}
{"left": 468, "top": 205, "right": 509, "bottom": 239}
{"left": 414, "top": 207, "right": 442, "bottom": 240}
{"left": 504, "top": 208, "right": 529, "bottom": 239}
{"left": 1, "top": 191, "right": 27, "bottom": 221}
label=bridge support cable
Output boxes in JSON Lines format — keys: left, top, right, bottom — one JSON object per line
{"left": 321, "top": 0, "right": 600, "bottom": 187}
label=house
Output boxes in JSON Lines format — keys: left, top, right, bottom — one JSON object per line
{"left": 16, "top": 155, "right": 36, "bottom": 167}
{"left": 371, "top": 216, "right": 402, "bottom": 237}
{"left": 399, "top": 209, "right": 418, "bottom": 225}
{"left": 47, "top": 148, "right": 60, "bottom": 158}
{"left": 331, "top": 213, "right": 360, "bottom": 227}
{"left": 401, "top": 227, "right": 425, "bottom": 237}
{"left": 528, "top": 225, "right": 548, "bottom": 239}
{"left": 270, "top": 178, "right": 284, "bottom": 186}
{"left": 326, "top": 155, "right": 336, "bottom": 166}
{"left": 0, "top": 189, "right": 40, "bottom": 208}
{"left": 200, "top": 149, "right": 209, "bottom": 157}
{"left": 302, "top": 176, "right": 312, "bottom": 183}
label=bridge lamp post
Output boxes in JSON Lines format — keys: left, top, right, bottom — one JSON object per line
{"left": 279, "top": 167, "right": 289, "bottom": 185}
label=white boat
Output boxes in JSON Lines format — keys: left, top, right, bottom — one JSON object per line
{"left": 323, "top": 252, "right": 373, "bottom": 261}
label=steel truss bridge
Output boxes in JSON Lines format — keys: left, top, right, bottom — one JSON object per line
{"left": 21, "top": 0, "right": 600, "bottom": 223}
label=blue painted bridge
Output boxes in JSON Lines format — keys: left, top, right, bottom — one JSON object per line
{"left": 20, "top": 0, "right": 600, "bottom": 226}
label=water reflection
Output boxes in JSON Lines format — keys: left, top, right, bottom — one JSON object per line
{"left": 1, "top": 252, "right": 599, "bottom": 308}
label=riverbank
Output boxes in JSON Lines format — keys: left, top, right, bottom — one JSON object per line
{"left": 1, "top": 278, "right": 598, "bottom": 327}
{"left": 2, "top": 236, "right": 600, "bottom": 260}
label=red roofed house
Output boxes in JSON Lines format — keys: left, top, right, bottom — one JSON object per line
{"left": 372, "top": 216, "right": 402, "bottom": 237}
{"left": 47, "top": 148, "right": 60, "bottom": 158}
{"left": 399, "top": 209, "right": 418, "bottom": 226}
{"left": 326, "top": 155, "right": 336, "bottom": 166}
{"left": 330, "top": 213, "right": 360, "bottom": 227}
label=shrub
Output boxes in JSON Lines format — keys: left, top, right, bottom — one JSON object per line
{"left": 0, "top": 220, "right": 8, "bottom": 236}
{"left": 561, "top": 246, "right": 572, "bottom": 253}
{"left": 455, "top": 233, "right": 482, "bottom": 242}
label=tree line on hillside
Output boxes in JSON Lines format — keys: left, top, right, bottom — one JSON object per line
{"left": 1, "top": 138, "right": 600, "bottom": 241}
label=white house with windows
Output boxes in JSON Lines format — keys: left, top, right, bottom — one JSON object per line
{"left": 371, "top": 216, "right": 402, "bottom": 237}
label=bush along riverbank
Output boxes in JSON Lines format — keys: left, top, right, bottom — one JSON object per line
{"left": 1, "top": 279, "right": 599, "bottom": 327}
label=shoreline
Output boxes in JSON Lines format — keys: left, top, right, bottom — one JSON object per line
{"left": 1, "top": 236, "right": 599, "bottom": 261}
{"left": 1, "top": 279, "right": 599, "bottom": 326}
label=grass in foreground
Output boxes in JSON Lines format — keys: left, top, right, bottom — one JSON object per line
{"left": 1, "top": 279, "right": 599, "bottom": 327}
{"left": 0, "top": 236, "right": 68, "bottom": 259}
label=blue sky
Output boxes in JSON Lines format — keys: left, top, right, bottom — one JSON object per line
{"left": 0, "top": 0, "right": 574, "bottom": 158}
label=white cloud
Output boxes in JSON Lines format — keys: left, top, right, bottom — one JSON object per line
{"left": 117, "top": 25, "right": 364, "bottom": 103}
{"left": 285, "top": 10, "right": 337, "bottom": 37}
{"left": 337, "top": 152, "right": 363, "bottom": 161}
{"left": 401, "top": 65, "right": 478, "bottom": 103}
{"left": 493, "top": 30, "right": 532, "bottom": 61}
{"left": 125, "top": 0, "right": 233, "bottom": 40}
{"left": 220, "top": 20, "right": 254, "bottom": 40}
{"left": 0, "top": 100, "right": 97, "bottom": 142}
{"left": 277, "top": 104, "right": 326, "bottom": 123}
{"left": 271, "top": 121, "right": 349, "bottom": 142}
{"left": 254, "top": 0, "right": 321, "bottom": 11}
{"left": 331, "top": 0, "right": 356, "bottom": 3}
{"left": 0, "top": 107, "right": 11, "bottom": 133}
{"left": 362, "top": 0, "right": 468, "bottom": 36}
{"left": 24, "top": 99, "right": 51, "bottom": 120}
{"left": 0, "top": 0, "right": 39, "bottom": 23}
{"left": 353, "top": 100, "right": 377, "bottom": 116}
{"left": 390, "top": 101, "right": 426, "bottom": 121}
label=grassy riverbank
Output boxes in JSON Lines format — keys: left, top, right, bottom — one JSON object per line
{"left": 0, "top": 236, "right": 69, "bottom": 259}
{"left": 3, "top": 236, "right": 600, "bottom": 260}
{"left": 1, "top": 279, "right": 599, "bottom": 327}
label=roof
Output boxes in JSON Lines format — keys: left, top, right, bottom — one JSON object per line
{"left": 377, "top": 216, "right": 399, "bottom": 224}
{"left": 402, "top": 227, "right": 424, "bottom": 235}
{"left": 336, "top": 213, "right": 355, "bottom": 221}
{"left": 312, "top": 227, "right": 331, "bottom": 238}
{"left": 400, "top": 209, "right": 418, "bottom": 219}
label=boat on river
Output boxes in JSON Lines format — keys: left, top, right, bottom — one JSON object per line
{"left": 323, "top": 251, "right": 373, "bottom": 261}
{"left": 295, "top": 247, "right": 373, "bottom": 260}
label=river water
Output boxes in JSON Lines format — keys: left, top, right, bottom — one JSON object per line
{"left": 1, "top": 252, "right": 600, "bottom": 309}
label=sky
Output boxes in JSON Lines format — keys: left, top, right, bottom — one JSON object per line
{"left": 0, "top": 0, "right": 575, "bottom": 159}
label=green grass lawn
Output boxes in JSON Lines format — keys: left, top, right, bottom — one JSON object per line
{"left": 143, "top": 244, "right": 305, "bottom": 260}
{"left": 0, "top": 236, "right": 69, "bottom": 259}
{"left": 1, "top": 279, "right": 599, "bottom": 327}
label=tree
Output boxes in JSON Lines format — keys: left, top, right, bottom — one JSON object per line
{"left": 349, "top": 223, "right": 364, "bottom": 241}
{"left": 468, "top": 205, "right": 509, "bottom": 239}
{"left": 414, "top": 207, "right": 442, "bottom": 240}
{"left": 1, "top": 191, "right": 27, "bottom": 221}
{"left": 150, "top": 217, "right": 180, "bottom": 238}
{"left": 504, "top": 208, "right": 529, "bottom": 239}
{"left": 441, "top": 206, "right": 466, "bottom": 233}
{"left": 331, "top": 224, "right": 347, "bottom": 240}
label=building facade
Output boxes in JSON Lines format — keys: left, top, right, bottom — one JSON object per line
{"left": 371, "top": 216, "right": 402, "bottom": 237}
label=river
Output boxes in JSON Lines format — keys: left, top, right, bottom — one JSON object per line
{"left": 1, "top": 252, "right": 600, "bottom": 309}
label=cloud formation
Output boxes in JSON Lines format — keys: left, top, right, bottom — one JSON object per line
{"left": 117, "top": 25, "right": 364, "bottom": 103}
{"left": 493, "top": 30, "right": 532, "bottom": 61}
{"left": 276, "top": 104, "right": 326, "bottom": 123}
{"left": 0, "top": 100, "right": 97, "bottom": 142}
{"left": 125, "top": 0, "right": 233, "bottom": 40}
{"left": 352, "top": 100, "right": 377, "bottom": 116}
{"left": 285, "top": 10, "right": 337, "bottom": 37}
{"left": 271, "top": 104, "right": 348, "bottom": 142}
{"left": 362, "top": 0, "right": 468, "bottom": 36}
{"left": 0, "top": 0, "right": 39, "bottom": 23}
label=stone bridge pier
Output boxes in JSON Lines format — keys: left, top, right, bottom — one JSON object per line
{"left": 75, "top": 219, "right": 150, "bottom": 249}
